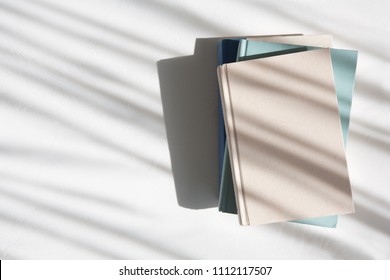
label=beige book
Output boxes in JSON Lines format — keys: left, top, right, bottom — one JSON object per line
{"left": 217, "top": 48, "right": 354, "bottom": 226}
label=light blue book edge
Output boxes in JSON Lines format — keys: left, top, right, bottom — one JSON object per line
{"left": 219, "top": 40, "right": 358, "bottom": 228}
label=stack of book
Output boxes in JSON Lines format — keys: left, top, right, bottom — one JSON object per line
{"left": 216, "top": 34, "right": 358, "bottom": 227}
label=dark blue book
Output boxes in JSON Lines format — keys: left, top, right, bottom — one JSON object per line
{"left": 217, "top": 39, "right": 241, "bottom": 186}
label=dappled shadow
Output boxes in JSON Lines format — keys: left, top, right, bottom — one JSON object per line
{"left": 0, "top": 93, "right": 170, "bottom": 173}
{"left": 0, "top": 171, "right": 138, "bottom": 213}
{"left": 264, "top": 222, "right": 374, "bottom": 259}
{"left": 28, "top": 0, "right": 178, "bottom": 55}
{"left": 354, "top": 202, "right": 390, "bottom": 237}
{"left": 219, "top": 51, "right": 353, "bottom": 225}
{"left": 0, "top": 0, "right": 388, "bottom": 260}
{"left": 121, "top": 0, "right": 232, "bottom": 35}
{"left": 0, "top": 143, "right": 119, "bottom": 167}
{"left": 0, "top": 23, "right": 160, "bottom": 102}
{"left": 0, "top": 250, "right": 20, "bottom": 260}
{"left": 0, "top": 0, "right": 183, "bottom": 260}
{"left": 0, "top": 210, "right": 123, "bottom": 259}
{"left": 0, "top": 41, "right": 165, "bottom": 138}
{"left": 0, "top": 184, "right": 189, "bottom": 259}
{"left": 244, "top": 0, "right": 388, "bottom": 60}
{"left": 0, "top": 1, "right": 154, "bottom": 65}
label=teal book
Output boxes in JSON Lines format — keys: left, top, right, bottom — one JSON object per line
{"left": 219, "top": 40, "right": 358, "bottom": 227}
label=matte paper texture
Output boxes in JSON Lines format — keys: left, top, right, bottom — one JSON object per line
{"left": 217, "top": 35, "right": 332, "bottom": 184}
{"left": 219, "top": 39, "right": 357, "bottom": 227}
{"left": 218, "top": 49, "right": 354, "bottom": 225}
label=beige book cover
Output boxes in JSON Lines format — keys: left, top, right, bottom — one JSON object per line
{"left": 217, "top": 48, "right": 354, "bottom": 226}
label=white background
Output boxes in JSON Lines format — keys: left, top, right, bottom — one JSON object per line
{"left": 0, "top": 0, "right": 389, "bottom": 259}
{"left": 2, "top": 261, "right": 389, "bottom": 279}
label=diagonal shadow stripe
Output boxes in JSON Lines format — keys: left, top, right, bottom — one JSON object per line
{"left": 0, "top": 52, "right": 165, "bottom": 137}
{"left": 0, "top": 2, "right": 153, "bottom": 65}
{"left": 0, "top": 185, "right": 190, "bottom": 259}
{"left": 27, "top": 0, "right": 178, "bottom": 55}
{"left": 0, "top": 171, "right": 139, "bottom": 214}
{"left": 0, "top": 24, "right": 160, "bottom": 102}
{"left": 245, "top": 0, "right": 388, "bottom": 60}
{"left": 0, "top": 93, "right": 170, "bottom": 173}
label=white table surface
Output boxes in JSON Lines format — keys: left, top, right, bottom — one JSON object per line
{"left": 0, "top": 0, "right": 389, "bottom": 259}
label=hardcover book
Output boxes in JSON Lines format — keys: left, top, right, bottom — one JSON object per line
{"left": 217, "top": 35, "right": 333, "bottom": 184}
{"left": 217, "top": 49, "right": 355, "bottom": 225}
{"left": 219, "top": 39, "right": 358, "bottom": 227}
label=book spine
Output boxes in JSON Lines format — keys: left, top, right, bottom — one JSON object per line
{"left": 218, "top": 144, "right": 228, "bottom": 212}
{"left": 217, "top": 65, "right": 249, "bottom": 226}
